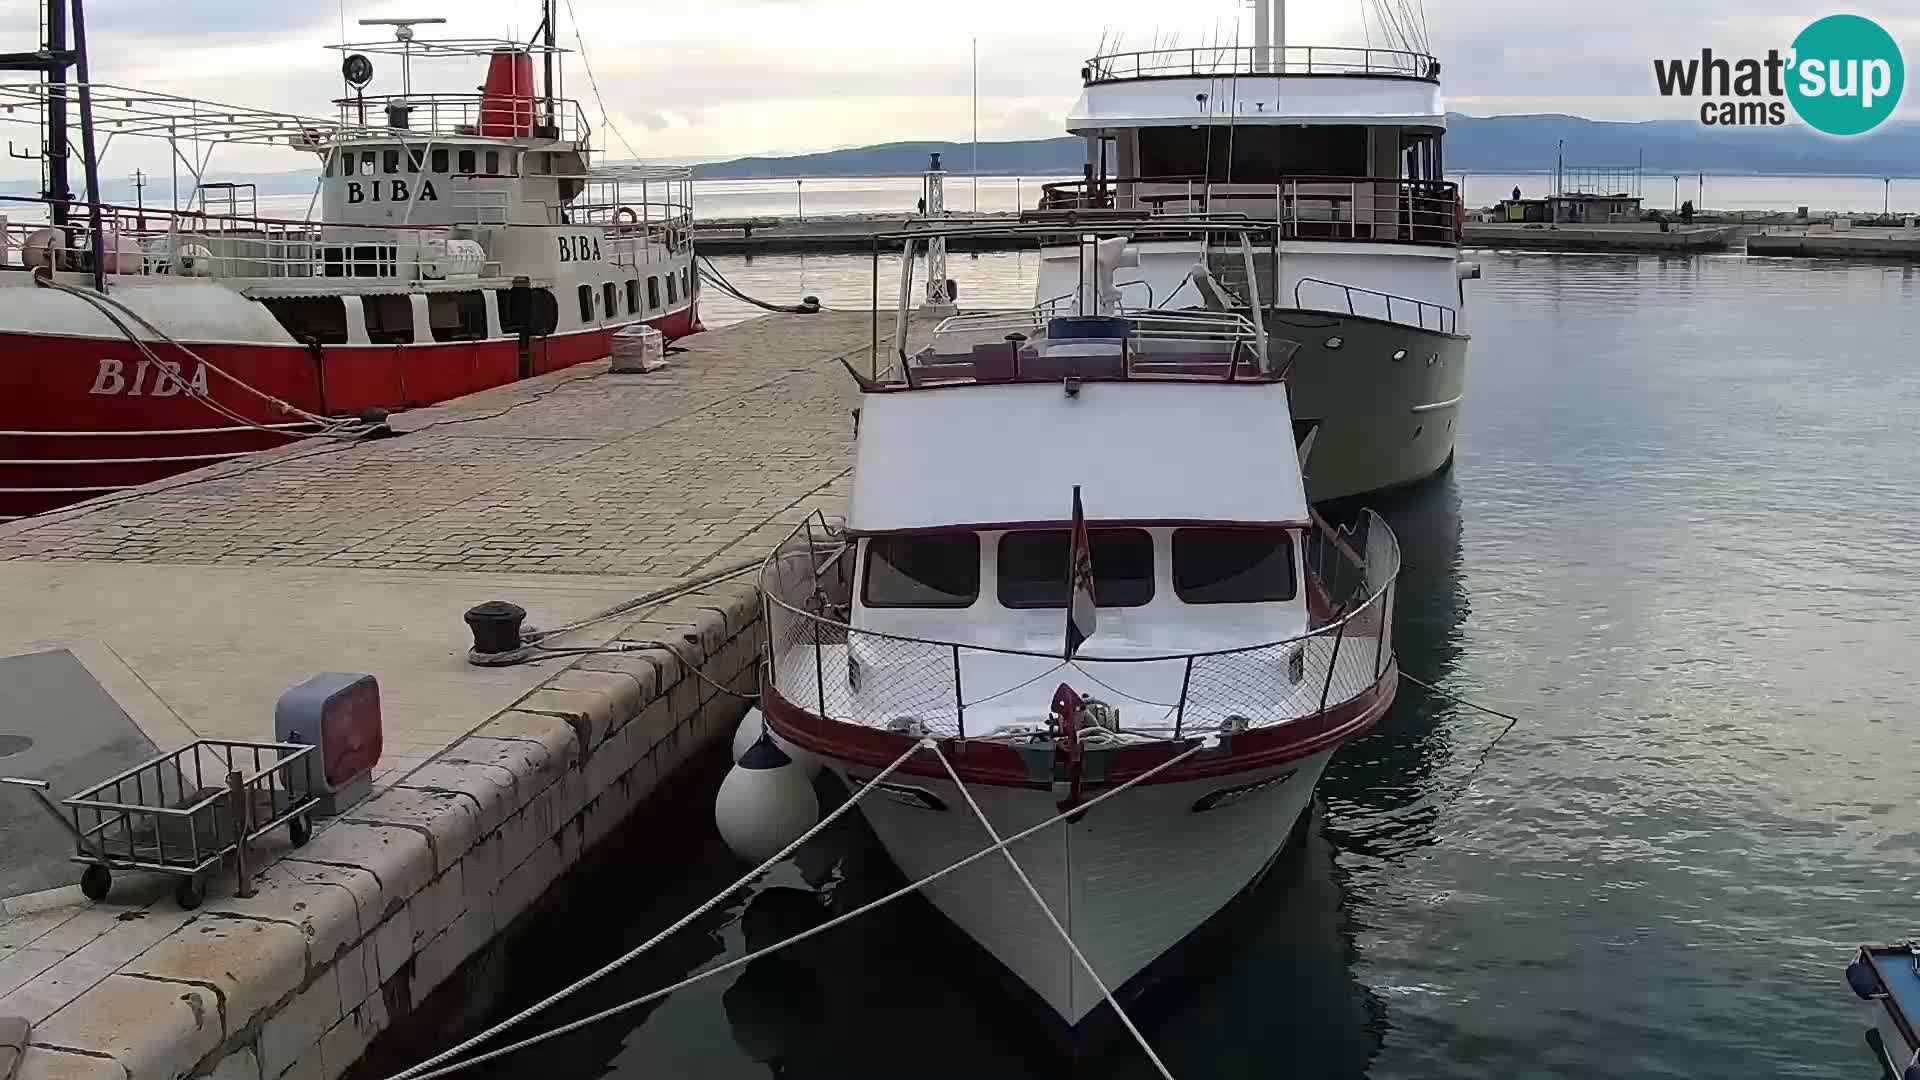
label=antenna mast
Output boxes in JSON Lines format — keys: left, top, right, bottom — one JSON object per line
{"left": 542, "top": 0, "right": 556, "bottom": 130}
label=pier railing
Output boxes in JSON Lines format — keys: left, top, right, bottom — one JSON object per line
{"left": 761, "top": 512, "right": 1399, "bottom": 742}
{"left": 1084, "top": 45, "right": 1439, "bottom": 84}
{"left": 1037, "top": 176, "right": 1460, "bottom": 246}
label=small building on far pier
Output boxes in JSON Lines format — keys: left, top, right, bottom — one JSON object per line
{"left": 1500, "top": 163, "right": 1645, "bottom": 224}
{"left": 1499, "top": 191, "right": 1644, "bottom": 224}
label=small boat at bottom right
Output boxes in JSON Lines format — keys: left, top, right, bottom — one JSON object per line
{"left": 1848, "top": 943, "right": 1920, "bottom": 1079}
{"left": 745, "top": 217, "right": 1403, "bottom": 1052}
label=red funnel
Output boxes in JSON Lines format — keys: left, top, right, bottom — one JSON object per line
{"left": 478, "top": 49, "right": 536, "bottom": 137}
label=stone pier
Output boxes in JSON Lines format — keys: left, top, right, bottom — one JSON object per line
{"left": 0, "top": 313, "right": 879, "bottom": 1080}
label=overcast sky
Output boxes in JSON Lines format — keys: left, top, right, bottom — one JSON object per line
{"left": 0, "top": 0, "right": 1915, "bottom": 181}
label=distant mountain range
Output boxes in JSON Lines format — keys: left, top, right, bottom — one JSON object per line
{"left": 692, "top": 115, "right": 1920, "bottom": 178}
{"left": 5, "top": 113, "right": 1913, "bottom": 202}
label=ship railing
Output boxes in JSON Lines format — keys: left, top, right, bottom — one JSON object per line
{"left": 760, "top": 511, "right": 1399, "bottom": 742}
{"left": 1084, "top": 45, "right": 1439, "bottom": 84}
{"left": 1038, "top": 176, "right": 1460, "bottom": 246}
{"left": 329, "top": 93, "right": 592, "bottom": 144}
{"left": 0, "top": 198, "right": 503, "bottom": 282}
{"left": 1294, "top": 277, "right": 1457, "bottom": 334}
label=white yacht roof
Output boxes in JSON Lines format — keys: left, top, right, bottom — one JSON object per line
{"left": 1068, "top": 75, "right": 1447, "bottom": 131}
{"left": 847, "top": 380, "right": 1308, "bottom": 533}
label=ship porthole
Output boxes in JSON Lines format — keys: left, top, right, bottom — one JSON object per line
{"left": 1426, "top": 353, "right": 1438, "bottom": 366}
{"left": 1325, "top": 335, "right": 1343, "bottom": 350}
{"left": 1390, "top": 348, "right": 1408, "bottom": 362}
{"left": 1413, "top": 425, "right": 1424, "bottom": 440}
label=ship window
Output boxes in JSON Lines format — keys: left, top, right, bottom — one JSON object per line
{"left": 382, "top": 149, "right": 400, "bottom": 174}
{"left": 862, "top": 534, "right": 980, "bottom": 609}
{"left": 458, "top": 149, "right": 476, "bottom": 174}
{"left": 1136, "top": 125, "right": 1369, "bottom": 182}
{"left": 666, "top": 273, "right": 678, "bottom": 304}
{"left": 647, "top": 277, "right": 660, "bottom": 309}
{"left": 624, "top": 279, "right": 638, "bottom": 314}
{"left": 682, "top": 267, "right": 691, "bottom": 297}
{"left": 997, "top": 529, "right": 1153, "bottom": 609}
{"left": 484, "top": 150, "right": 501, "bottom": 175}
{"left": 432, "top": 149, "right": 449, "bottom": 173}
{"left": 406, "top": 147, "right": 423, "bottom": 173}
{"left": 428, "top": 291, "right": 487, "bottom": 342}
{"left": 603, "top": 282, "right": 617, "bottom": 318}
{"left": 532, "top": 288, "right": 558, "bottom": 333}
{"left": 363, "top": 294, "right": 414, "bottom": 344}
{"left": 1172, "top": 529, "right": 1296, "bottom": 604}
{"left": 577, "top": 283, "right": 594, "bottom": 322}
{"left": 261, "top": 297, "right": 348, "bottom": 345}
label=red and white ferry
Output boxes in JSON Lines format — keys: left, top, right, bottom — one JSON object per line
{"left": 754, "top": 221, "right": 1402, "bottom": 1046}
{"left": 0, "top": 4, "right": 697, "bottom": 520}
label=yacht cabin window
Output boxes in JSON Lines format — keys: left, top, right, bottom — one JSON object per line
{"left": 1172, "top": 528, "right": 1297, "bottom": 603}
{"left": 428, "top": 291, "right": 486, "bottom": 342}
{"left": 458, "top": 149, "right": 477, "bottom": 174}
{"left": 432, "top": 149, "right": 449, "bottom": 173}
{"left": 863, "top": 535, "right": 980, "bottom": 608}
{"left": 362, "top": 294, "right": 413, "bottom": 344}
{"left": 382, "top": 149, "right": 400, "bottom": 175}
{"left": 997, "top": 529, "right": 1153, "bottom": 609}
{"left": 1135, "top": 125, "right": 1369, "bottom": 182}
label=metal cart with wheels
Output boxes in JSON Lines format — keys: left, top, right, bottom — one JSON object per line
{"left": 2, "top": 739, "right": 320, "bottom": 909}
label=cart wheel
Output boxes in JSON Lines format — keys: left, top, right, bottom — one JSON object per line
{"left": 174, "top": 875, "right": 206, "bottom": 910}
{"left": 288, "top": 813, "right": 313, "bottom": 848}
{"left": 80, "top": 864, "right": 112, "bottom": 902}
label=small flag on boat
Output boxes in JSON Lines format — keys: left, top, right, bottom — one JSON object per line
{"left": 1065, "top": 485, "right": 1097, "bottom": 659}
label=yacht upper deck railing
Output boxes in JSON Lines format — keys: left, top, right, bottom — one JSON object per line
{"left": 1084, "top": 45, "right": 1439, "bottom": 84}
{"left": 0, "top": 198, "right": 509, "bottom": 282}
{"left": 1038, "top": 177, "right": 1460, "bottom": 246}
{"left": 330, "top": 94, "right": 592, "bottom": 145}
{"left": 762, "top": 511, "right": 1399, "bottom": 743}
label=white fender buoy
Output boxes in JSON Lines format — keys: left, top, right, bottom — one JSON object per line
{"left": 175, "top": 244, "right": 215, "bottom": 277}
{"left": 22, "top": 228, "right": 62, "bottom": 270}
{"left": 731, "top": 708, "right": 820, "bottom": 777}
{"left": 715, "top": 733, "right": 819, "bottom": 865}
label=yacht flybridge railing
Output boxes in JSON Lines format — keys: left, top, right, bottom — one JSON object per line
{"left": 761, "top": 512, "right": 1399, "bottom": 742}
{"left": 1038, "top": 177, "right": 1460, "bottom": 246}
{"left": 329, "top": 94, "right": 592, "bottom": 144}
{"left": 1084, "top": 45, "right": 1438, "bottom": 84}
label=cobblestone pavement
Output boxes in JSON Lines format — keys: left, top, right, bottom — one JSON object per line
{"left": 0, "top": 313, "right": 890, "bottom": 1080}
{"left": 0, "top": 312, "right": 879, "bottom": 574}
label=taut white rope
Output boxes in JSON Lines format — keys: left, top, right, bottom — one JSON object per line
{"left": 384, "top": 738, "right": 1209, "bottom": 1080}
{"left": 387, "top": 736, "right": 932, "bottom": 1080}
{"left": 929, "top": 742, "right": 1179, "bottom": 1080}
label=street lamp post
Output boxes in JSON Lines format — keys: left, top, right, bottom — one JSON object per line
{"left": 795, "top": 179, "right": 804, "bottom": 223}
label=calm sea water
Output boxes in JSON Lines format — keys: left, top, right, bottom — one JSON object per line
{"left": 443, "top": 251, "right": 1920, "bottom": 1080}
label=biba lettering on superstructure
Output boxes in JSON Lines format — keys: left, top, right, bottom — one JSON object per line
{"left": 727, "top": 219, "right": 1403, "bottom": 1049}
{"left": 0, "top": 2, "right": 698, "bottom": 520}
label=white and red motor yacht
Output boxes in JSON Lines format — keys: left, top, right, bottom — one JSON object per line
{"left": 756, "top": 221, "right": 1402, "bottom": 1045}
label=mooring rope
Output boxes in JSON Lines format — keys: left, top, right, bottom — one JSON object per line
{"left": 929, "top": 742, "right": 1180, "bottom": 1080}
{"left": 385, "top": 738, "right": 1209, "bottom": 1080}
{"left": 385, "top": 736, "right": 930, "bottom": 1080}
{"left": 696, "top": 252, "right": 822, "bottom": 315}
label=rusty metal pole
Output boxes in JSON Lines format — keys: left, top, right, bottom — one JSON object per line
{"left": 225, "top": 769, "right": 254, "bottom": 898}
